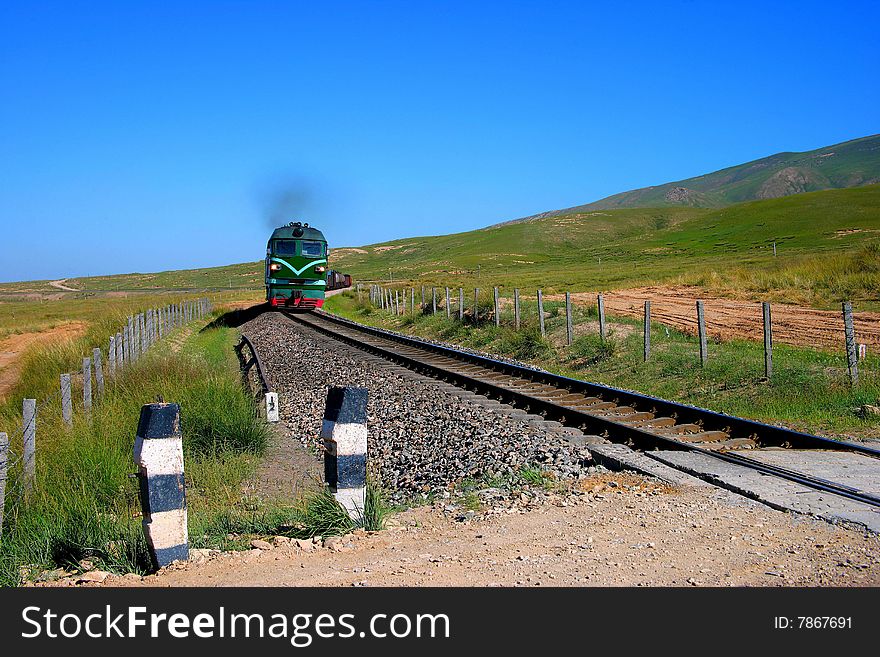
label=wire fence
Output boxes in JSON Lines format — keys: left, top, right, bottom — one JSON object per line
{"left": 0, "top": 297, "right": 212, "bottom": 539}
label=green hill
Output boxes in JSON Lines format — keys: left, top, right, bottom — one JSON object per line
{"left": 499, "top": 134, "right": 880, "bottom": 225}
{"left": 331, "top": 185, "right": 880, "bottom": 309}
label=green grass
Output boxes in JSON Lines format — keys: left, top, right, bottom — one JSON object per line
{"left": 327, "top": 290, "right": 880, "bottom": 440}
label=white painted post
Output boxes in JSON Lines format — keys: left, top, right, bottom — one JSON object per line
{"left": 598, "top": 293, "right": 606, "bottom": 340}
{"left": 858, "top": 343, "right": 867, "bottom": 360}
{"left": 494, "top": 287, "right": 500, "bottom": 327}
{"left": 697, "top": 300, "right": 708, "bottom": 366}
{"left": 60, "top": 374, "right": 72, "bottom": 426}
{"left": 265, "top": 392, "right": 280, "bottom": 423}
{"left": 22, "top": 398, "right": 35, "bottom": 494}
{"left": 0, "top": 431, "right": 7, "bottom": 538}
{"left": 134, "top": 402, "right": 188, "bottom": 569}
{"left": 83, "top": 357, "right": 92, "bottom": 414}
{"left": 537, "top": 289, "right": 545, "bottom": 337}
{"left": 411, "top": 287, "right": 415, "bottom": 315}
{"left": 321, "top": 387, "right": 368, "bottom": 520}
{"left": 93, "top": 347, "right": 104, "bottom": 397}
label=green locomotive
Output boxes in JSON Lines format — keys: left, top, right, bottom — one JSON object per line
{"left": 265, "top": 221, "right": 329, "bottom": 309}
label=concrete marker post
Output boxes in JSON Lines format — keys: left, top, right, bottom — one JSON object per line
{"left": 0, "top": 432, "right": 7, "bottom": 537}
{"left": 598, "top": 293, "right": 606, "bottom": 340}
{"left": 565, "top": 292, "right": 573, "bottom": 346}
{"left": 843, "top": 301, "right": 858, "bottom": 386}
{"left": 22, "top": 398, "right": 35, "bottom": 494}
{"left": 61, "top": 374, "right": 72, "bottom": 427}
{"left": 514, "top": 288, "right": 520, "bottom": 331}
{"left": 265, "top": 392, "right": 280, "bottom": 423}
{"left": 83, "top": 357, "right": 92, "bottom": 414}
{"left": 134, "top": 402, "right": 188, "bottom": 569}
{"left": 537, "top": 289, "right": 545, "bottom": 337}
{"left": 321, "top": 386, "right": 368, "bottom": 520}
{"left": 643, "top": 300, "right": 651, "bottom": 362}
{"left": 697, "top": 300, "right": 708, "bottom": 366}
{"left": 108, "top": 335, "right": 117, "bottom": 376}
{"left": 494, "top": 287, "right": 500, "bottom": 327}
{"left": 93, "top": 347, "right": 104, "bottom": 397}
{"left": 762, "top": 301, "right": 773, "bottom": 379}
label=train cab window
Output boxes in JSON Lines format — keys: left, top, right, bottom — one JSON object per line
{"left": 301, "top": 241, "right": 325, "bottom": 257}
{"left": 273, "top": 240, "right": 298, "bottom": 256}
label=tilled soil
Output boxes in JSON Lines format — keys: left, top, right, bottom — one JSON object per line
{"left": 97, "top": 471, "right": 880, "bottom": 587}
{"left": 552, "top": 286, "right": 880, "bottom": 350}
{"left": 0, "top": 321, "right": 87, "bottom": 400}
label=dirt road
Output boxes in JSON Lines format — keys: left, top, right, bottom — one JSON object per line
{"left": 555, "top": 286, "right": 880, "bottom": 350}
{"left": 92, "top": 473, "right": 880, "bottom": 588}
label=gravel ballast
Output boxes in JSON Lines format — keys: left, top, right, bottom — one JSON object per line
{"left": 240, "top": 312, "right": 596, "bottom": 503}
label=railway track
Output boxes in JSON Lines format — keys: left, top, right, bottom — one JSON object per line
{"left": 280, "top": 309, "right": 880, "bottom": 511}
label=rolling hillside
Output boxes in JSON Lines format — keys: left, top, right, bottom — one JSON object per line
{"left": 499, "top": 134, "right": 880, "bottom": 225}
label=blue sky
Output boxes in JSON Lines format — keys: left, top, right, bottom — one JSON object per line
{"left": 1, "top": 0, "right": 878, "bottom": 282}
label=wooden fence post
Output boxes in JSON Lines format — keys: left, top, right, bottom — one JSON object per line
{"left": 565, "top": 292, "right": 573, "bottom": 346}
{"left": 93, "top": 347, "right": 104, "bottom": 397}
{"left": 60, "top": 374, "right": 72, "bottom": 426}
{"left": 843, "top": 301, "right": 858, "bottom": 386}
{"left": 474, "top": 288, "right": 480, "bottom": 323}
{"left": 446, "top": 287, "right": 451, "bottom": 319}
{"left": 432, "top": 287, "right": 437, "bottom": 314}
{"left": 598, "top": 293, "right": 606, "bottom": 340}
{"left": 494, "top": 287, "right": 500, "bottom": 327}
{"left": 83, "top": 357, "right": 92, "bottom": 414}
{"left": 697, "top": 300, "right": 708, "bottom": 366}
{"left": 22, "top": 398, "right": 35, "bottom": 494}
{"left": 643, "top": 300, "right": 651, "bottom": 361}
{"left": 762, "top": 301, "right": 772, "bottom": 379}
{"left": 537, "top": 289, "right": 545, "bottom": 337}
{"left": 459, "top": 287, "right": 464, "bottom": 321}
{"left": 514, "top": 288, "right": 520, "bottom": 331}
{"left": 0, "top": 431, "right": 7, "bottom": 537}
{"left": 411, "top": 287, "right": 415, "bottom": 315}
{"left": 421, "top": 286, "right": 425, "bottom": 307}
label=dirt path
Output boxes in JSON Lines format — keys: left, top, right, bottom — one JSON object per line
{"left": 48, "top": 279, "right": 79, "bottom": 292}
{"left": 552, "top": 286, "right": 880, "bottom": 350}
{"left": 90, "top": 472, "right": 880, "bottom": 588}
{"left": 0, "top": 323, "right": 86, "bottom": 400}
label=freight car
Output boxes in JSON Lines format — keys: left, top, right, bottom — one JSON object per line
{"left": 265, "top": 221, "right": 329, "bottom": 309}
{"left": 325, "top": 270, "right": 353, "bottom": 291}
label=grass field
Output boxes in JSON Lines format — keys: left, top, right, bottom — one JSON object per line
{"left": 0, "top": 302, "right": 386, "bottom": 586}
{"left": 326, "top": 290, "right": 880, "bottom": 441}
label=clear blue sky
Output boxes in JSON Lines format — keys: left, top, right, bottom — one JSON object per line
{"left": 1, "top": 0, "right": 878, "bottom": 282}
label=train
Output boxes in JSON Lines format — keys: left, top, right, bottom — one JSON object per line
{"left": 265, "top": 221, "right": 351, "bottom": 309}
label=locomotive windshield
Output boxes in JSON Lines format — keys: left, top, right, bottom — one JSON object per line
{"left": 273, "top": 240, "right": 298, "bottom": 256}
{"left": 301, "top": 241, "right": 325, "bottom": 257}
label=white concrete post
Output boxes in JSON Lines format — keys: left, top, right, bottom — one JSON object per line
{"left": 321, "top": 387, "right": 368, "bottom": 520}
{"left": 134, "top": 402, "right": 188, "bottom": 569}
{"left": 265, "top": 392, "right": 280, "bottom": 423}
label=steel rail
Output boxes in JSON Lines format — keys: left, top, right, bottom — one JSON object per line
{"left": 280, "top": 310, "right": 880, "bottom": 509}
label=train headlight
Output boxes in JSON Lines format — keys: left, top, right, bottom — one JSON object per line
{"left": 269, "top": 263, "right": 282, "bottom": 271}
{"left": 315, "top": 266, "right": 326, "bottom": 272}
